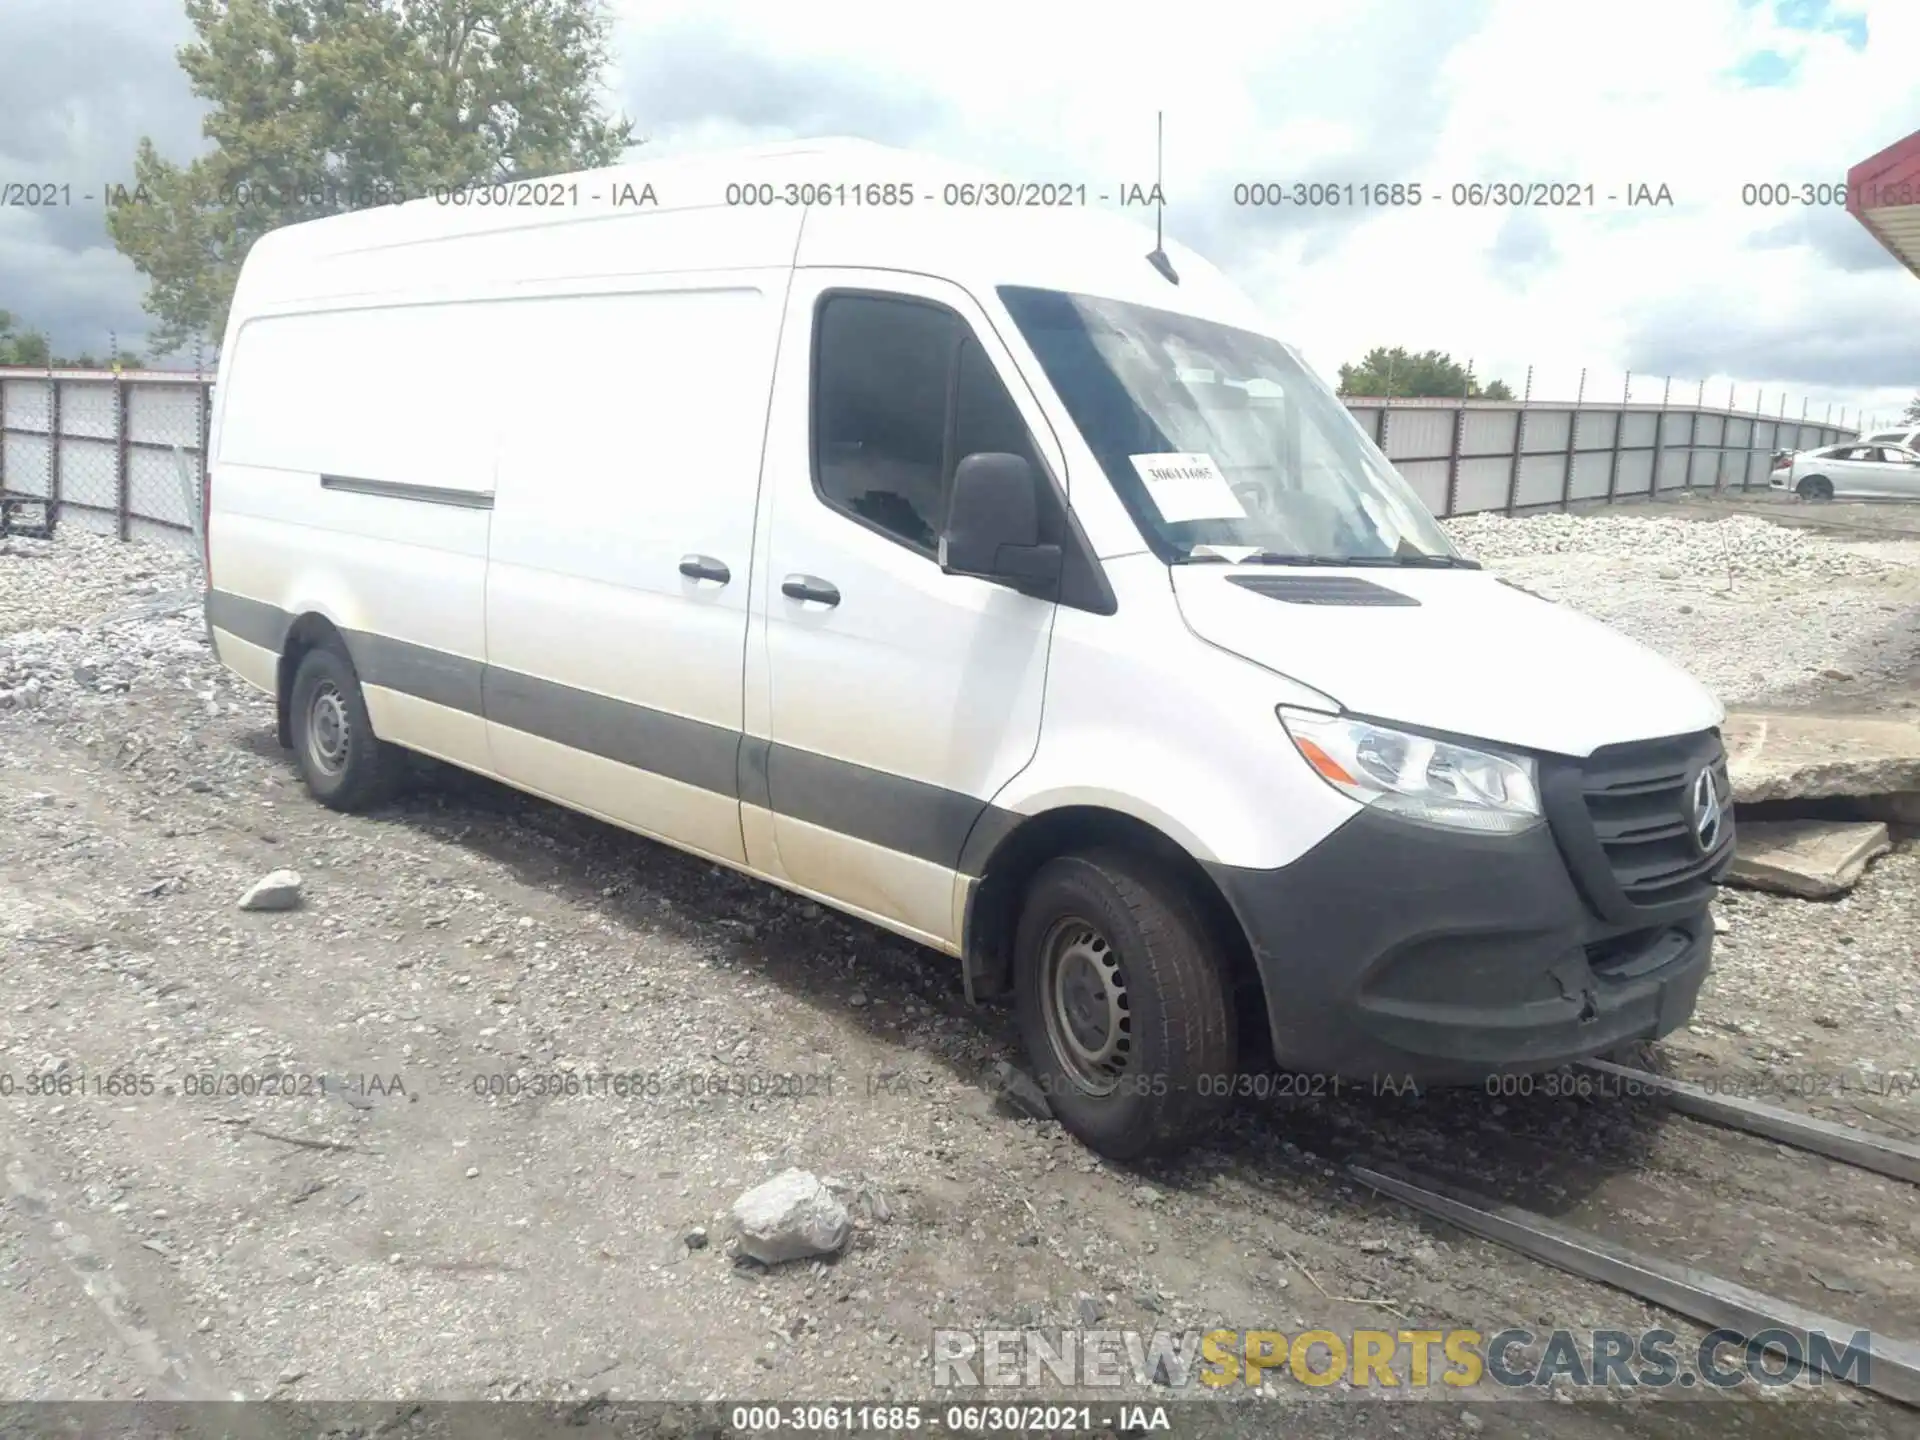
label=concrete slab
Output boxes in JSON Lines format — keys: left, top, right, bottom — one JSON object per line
{"left": 1723, "top": 710, "right": 1920, "bottom": 804}
{"left": 1724, "top": 819, "right": 1892, "bottom": 899}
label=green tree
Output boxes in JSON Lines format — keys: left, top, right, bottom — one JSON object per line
{"left": 0, "top": 311, "right": 53, "bottom": 367}
{"left": 1337, "top": 346, "right": 1515, "bottom": 401}
{"left": 0, "top": 313, "right": 148, "bottom": 369}
{"left": 109, "top": 0, "right": 635, "bottom": 356}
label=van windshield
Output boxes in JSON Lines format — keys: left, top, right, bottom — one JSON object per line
{"left": 997, "top": 286, "right": 1462, "bottom": 565}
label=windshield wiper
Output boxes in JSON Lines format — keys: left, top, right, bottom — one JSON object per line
{"left": 1235, "top": 551, "right": 1482, "bottom": 569}
{"left": 1381, "top": 552, "right": 1482, "bottom": 569}
{"left": 1234, "top": 552, "right": 1362, "bottom": 566}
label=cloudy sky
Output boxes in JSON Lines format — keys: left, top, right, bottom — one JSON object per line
{"left": 3, "top": 0, "right": 1916, "bottom": 423}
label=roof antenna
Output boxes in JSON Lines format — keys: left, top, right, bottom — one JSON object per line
{"left": 1146, "top": 110, "right": 1179, "bottom": 285}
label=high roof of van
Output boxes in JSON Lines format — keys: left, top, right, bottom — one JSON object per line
{"left": 230, "top": 137, "right": 1270, "bottom": 338}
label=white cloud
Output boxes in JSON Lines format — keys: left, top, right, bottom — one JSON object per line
{"left": 612, "top": 0, "right": 1919, "bottom": 423}
{"left": 5, "top": 0, "right": 1916, "bottom": 424}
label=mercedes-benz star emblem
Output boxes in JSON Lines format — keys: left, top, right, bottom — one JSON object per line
{"left": 1690, "top": 768, "right": 1724, "bottom": 852}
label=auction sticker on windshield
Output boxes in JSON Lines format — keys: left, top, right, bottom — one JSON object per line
{"left": 1129, "top": 452, "right": 1246, "bottom": 523}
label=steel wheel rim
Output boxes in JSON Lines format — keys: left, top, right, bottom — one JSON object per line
{"left": 1040, "top": 916, "right": 1131, "bottom": 1095}
{"left": 307, "top": 681, "right": 351, "bottom": 776}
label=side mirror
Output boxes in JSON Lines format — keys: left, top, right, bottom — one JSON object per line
{"left": 939, "top": 452, "right": 1063, "bottom": 593}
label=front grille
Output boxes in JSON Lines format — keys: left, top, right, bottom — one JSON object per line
{"left": 1543, "top": 730, "right": 1733, "bottom": 925}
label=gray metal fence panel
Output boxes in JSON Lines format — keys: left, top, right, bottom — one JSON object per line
{"left": 1656, "top": 446, "right": 1693, "bottom": 489}
{"left": 1515, "top": 452, "right": 1568, "bottom": 507}
{"left": 1, "top": 370, "right": 212, "bottom": 545}
{"left": 3, "top": 377, "right": 51, "bottom": 430}
{"left": 1453, "top": 456, "right": 1514, "bottom": 513}
{"left": 1392, "top": 459, "right": 1448, "bottom": 514}
{"left": 1383, "top": 407, "right": 1453, "bottom": 462}
{"left": 0, "top": 369, "right": 1874, "bottom": 542}
{"left": 1613, "top": 447, "right": 1656, "bottom": 496}
{"left": 1461, "top": 408, "right": 1518, "bottom": 455}
{"left": 128, "top": 445, "right": 194, "bottom": 527}
{"left": 1568, "top": 449, "right": 1614, "bottom": 500}
{"left": 1524, "top": 409, "right": 1572, "bottom": 453}
{"left": 1, "top": 377, "right": 53, "bottom": 504}
{"left": 1578, "top": 410, "right": 1618, "bottom": 450}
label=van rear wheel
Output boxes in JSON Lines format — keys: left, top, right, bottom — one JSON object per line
{"left": 1013, "top": 850, "right": 1236, "bottom": 1161}
{"left": 288, "top": 643, "right": 406, "bottom": 812}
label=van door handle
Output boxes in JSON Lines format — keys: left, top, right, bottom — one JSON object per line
{"left": 678, "top": 555, "right": 731, "bottom": 584}
{"left": 781, "top": 574, "right": 840, "bottom": 607}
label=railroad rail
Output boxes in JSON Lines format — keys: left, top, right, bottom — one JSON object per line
{"left": 1351, "top": 1057, "right": 1920, "bottom": 1407}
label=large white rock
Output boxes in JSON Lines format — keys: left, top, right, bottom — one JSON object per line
{"left": 730, "top": 1168, "right": 851, "bottom": 1265}
{"left": 237, "top": 869, "right": 304, "bottom": 912}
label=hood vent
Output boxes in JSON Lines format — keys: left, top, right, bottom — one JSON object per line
{"left": 1226, "top": 574, "right": 1420, "bottom": 606}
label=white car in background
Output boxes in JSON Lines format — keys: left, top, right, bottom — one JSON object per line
{"left": 1771, "top": 441, "right": 1920, "bottom": 501}
{"left": 1862, "top": 425, "right": 1920, "bottom": 451}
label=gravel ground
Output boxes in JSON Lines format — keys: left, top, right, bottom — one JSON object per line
{"left": 0, "top": 518, "right": 1915, "bottom": 1437}
{"left": 1443, "top": 511, "right": 1920, "bottom": 712}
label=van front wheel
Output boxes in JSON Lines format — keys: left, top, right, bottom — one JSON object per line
{"left": 288, "top": 644, "right": 406, "bottom": 812}
{"left": 1013, "top": 851, "right": 1237, "bottom": 1161}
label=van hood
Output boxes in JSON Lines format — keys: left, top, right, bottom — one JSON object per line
{"left": 1170, "top": 564, "right": 1724, "bottom": 758}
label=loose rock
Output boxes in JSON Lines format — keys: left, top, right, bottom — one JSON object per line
{"left": 237, "top": 869, "right": 303, "bottom": 912}
{"left": 731, "top": 1169, "right": 852, "bottom": 1265}
{"left": 989, "top": 1060, "right": 1053, "bottom": 1122}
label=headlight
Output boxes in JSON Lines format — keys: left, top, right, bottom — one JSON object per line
{"left": 1277, "top": 707, "right": 1542, "bottom": 834}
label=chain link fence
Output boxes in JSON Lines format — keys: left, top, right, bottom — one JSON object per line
{"left": 0, "top": 365, "right": 1868, "bottom": 546}
{"left": 0, "top": 369, "right": 211, "bottom": 545}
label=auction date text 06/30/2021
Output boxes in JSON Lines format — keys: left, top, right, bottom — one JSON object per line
{"left": 6, "top": 178, "right": 1916, "bottom": 213}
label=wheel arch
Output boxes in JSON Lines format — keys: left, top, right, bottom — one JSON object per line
{"left": 275, "top": 611, "right": 351, "bottom": 749}
{"left": 959, "top": 804, "right": 1266, "bottom": 1056}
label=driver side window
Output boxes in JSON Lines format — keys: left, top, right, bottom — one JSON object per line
{"left": 811, "top": 293, "right": 1039, "bottom": 556}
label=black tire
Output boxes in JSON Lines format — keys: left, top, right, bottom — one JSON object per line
{"left": 288, "top": 643, "right": 406, "bottom": 812}
{"left": 1013, "top": 850, "right": 1237, "bottom": 1161}
{"left": 1796, "top": 475, "right": 1833, "bottom": 502}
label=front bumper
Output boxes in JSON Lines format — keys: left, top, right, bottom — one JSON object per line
{"left": 1206, "top": 804, "right": 1720, "bottom": 1085}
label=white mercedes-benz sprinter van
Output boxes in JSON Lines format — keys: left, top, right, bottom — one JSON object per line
{"left": 204, "top": 138, "right": 1735, "bottom": 1160}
